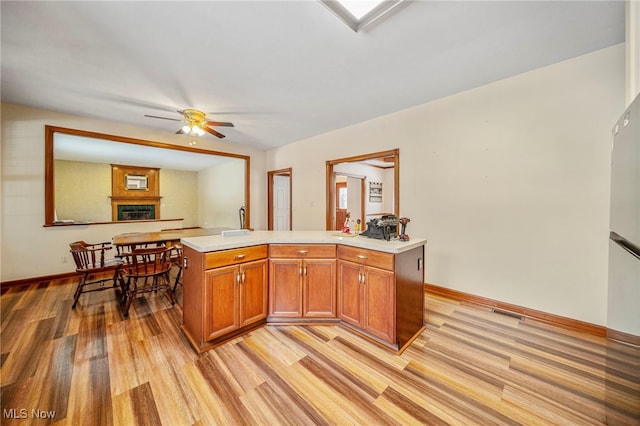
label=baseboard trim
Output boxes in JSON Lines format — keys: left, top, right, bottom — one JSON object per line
{"left": 607, "top": 328, "right": 640, "bottom": 346}
{"left": 424, "top": 283, "right": 607, "bottom": 338}
{"left": 1, "top": 272, "right": 80, "bottom": 291}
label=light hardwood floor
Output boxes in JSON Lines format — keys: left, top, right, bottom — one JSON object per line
{"left": 1, "top": 275, "right": 638, "bottom": 425}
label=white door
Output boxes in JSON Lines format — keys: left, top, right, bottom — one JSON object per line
{"left": 273, "top": 174, "right": 291, "bottom": 230}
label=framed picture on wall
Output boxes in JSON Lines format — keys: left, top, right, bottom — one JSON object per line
{"left": 369, "top": 182, "right": 382, "bottom": 202}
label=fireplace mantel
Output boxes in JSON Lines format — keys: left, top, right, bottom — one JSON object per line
{"left": 111, "top": 165, "right": 161, "bottom": 221}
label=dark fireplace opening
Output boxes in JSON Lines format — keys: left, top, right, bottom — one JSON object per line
{"left": 117, "top": 204, "right": 156, "bottom": 221}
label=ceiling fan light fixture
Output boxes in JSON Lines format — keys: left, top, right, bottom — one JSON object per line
{"left": 146, "top": 108, "right": 233, "bottom": 139}
{"left": 191, "top": 126, "right": 205, "bottom": 136}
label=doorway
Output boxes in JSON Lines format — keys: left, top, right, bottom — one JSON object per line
{"left": 326, "top": 149, "right": 398, "bottom": 231}
{"left": 335, "top": 174, "right": 365, "bottom": 231}
{"left": 267, "top": 168, "right": 292, "bottom": 230}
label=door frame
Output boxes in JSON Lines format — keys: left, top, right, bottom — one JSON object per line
{"left": 325, "top": 149, "right": 399, "bottom": 231}
{"left": 267, "top": 168, "right": 292, "bottom": 230}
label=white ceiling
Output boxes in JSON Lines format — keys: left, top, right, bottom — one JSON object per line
{"left": 1, "top": 1, "right": 625, "bottom": 151}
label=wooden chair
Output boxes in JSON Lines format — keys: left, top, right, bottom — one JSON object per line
{"left": 115, "top": 240, "right": 148, "bottom": 260}
{"left": 113, "top": 232, "right": 164, "bottom": 259}
{"left": 69, "top": 241, "right": 124, "bottom": 309}
{"left": 120, "top": 246, "right": 175, "bottom": 317}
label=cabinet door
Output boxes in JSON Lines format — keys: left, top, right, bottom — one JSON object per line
{"left": 363, "top": 266, "right": 395, "bottom": 343}
{"left": 240, "top": 259, "right": 268, "bottom": 327}
{"left": 337, "top": 260, "right": 363, "bottom": 327}
{"left": 204, "top": 265, "right": 239, "bottom": 341}
{"left": 269, "top": 259, "right": 303, "bottom": 317}
{"left": 303, "top": 259, "right": 336, "bottom": 318}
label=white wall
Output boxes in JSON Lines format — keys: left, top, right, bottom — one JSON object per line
{"left": 0, "top": 103, "right": 266, "bottom": 281}
{"left": 266, "top": 45, "right": 625, "bottom": 326}
{"left": 160, "top": 168, "right": 198, "bottom": 226}
{"left": 626, "top": 0, "right": 640, "bottom": 104}
{"left": 198, "top": 158, "right": 245, "bottom": 229}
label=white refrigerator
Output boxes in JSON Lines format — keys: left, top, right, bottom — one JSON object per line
{"left": 608, "top": 93, "right": 640, "bottom": 337}
{"left": 606, "top": 93, "right": 640, "bottom": 424}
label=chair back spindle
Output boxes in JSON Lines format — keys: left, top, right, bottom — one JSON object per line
{"left": 120, "top": 246, "right": 175, "bottom": 317}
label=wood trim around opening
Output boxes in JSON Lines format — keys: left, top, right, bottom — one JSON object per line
{"left": 44, "top": 125, "right": 251, "bottom": 228}
{"left": 325, "top": 149, "right": 399, "bottom": 231}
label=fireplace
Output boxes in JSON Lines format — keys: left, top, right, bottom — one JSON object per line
{"left": 117, "top": 204, "right": 156, "bottom": 221}
{"left": 111, "top": 165, "right": 161, "bottom": 221}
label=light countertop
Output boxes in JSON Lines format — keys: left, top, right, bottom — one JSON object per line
{"left": 181, "top": 230, "right": 426, "bottom": 254}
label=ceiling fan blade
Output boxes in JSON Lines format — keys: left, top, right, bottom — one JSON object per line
{"left": 206, "top": 121, "right": 234, "bottom": 127}
{"left": 176, "top": 128, "right": 186, "bottom": 134}
{"left": 145, "top": 114, "right": 182, "bottom": 122}
{"left": 203, "top": 126, "right": 226, "bottom": 138}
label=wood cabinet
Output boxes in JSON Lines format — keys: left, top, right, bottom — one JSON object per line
{"left": 338, "top": 260, "right": 395, "bottom": 342}
{"left": 269, "top": 244, "right": 337, "bottom": 320}
{"left": 204, "top": 259, "right": 267, "bottom": 340}
{"left": 338, "top": 245, "right": 424, "bottom": 351}
{"left": 182, "top": 238, "right": 425, "bottom": 354}
{"left": 182, "top": 244, "right": 268, "bottom": 353}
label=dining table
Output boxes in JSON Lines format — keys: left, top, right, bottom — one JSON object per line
{"left": 112, "top": 227, "right": 232, "bottom": 248}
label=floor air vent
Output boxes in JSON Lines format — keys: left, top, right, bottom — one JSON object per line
{"left": 492, "top": 309, "right": 524, "bottom": 320}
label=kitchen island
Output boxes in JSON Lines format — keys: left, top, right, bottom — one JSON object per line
{"left": 180, "top": 231, "right": 426, "bottom": 354}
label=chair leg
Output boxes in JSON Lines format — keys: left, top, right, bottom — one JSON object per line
{"left": 112, "top": 268, "right": 123, "bottom": 300}
{"left": 164, "top": 272, "right": 176, "bottom": 306}
{"left": 120, "top": 276, "right": 130, "bottom": 305}
{"left": 172, "top": 266, "right": 182, "bottom": 293}
{"left": 116, "top": 268, "right": 126, "bottom": 292}
{"left": 72, "top": 273, "right": 88, "bottom": 309}
{"left": 123, "top": 278, "right": 136, "bottom": 317}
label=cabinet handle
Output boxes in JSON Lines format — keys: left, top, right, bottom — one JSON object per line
{"left": 303, "top": 266, "right": 307, "bottom": 276}
{"left": 236, "top": 272, "right": 241, "bottom": 284}
{"left": 357, "top": 254, "right": 367, "bottom": 260}
{"left": 297, "top": 250, "right": 309, "bottom": 255}
{"left": 234, "top": 254, "right": 246, "bottom": 260}
{"left": 299, "top": 267, "right": 303, "bottom": 276}
{"left": 241, "top": 272, "right": 246, "bottom": 283}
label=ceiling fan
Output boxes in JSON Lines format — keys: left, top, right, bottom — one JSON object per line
{"left": 144, "top": 109, "right": 234, "bottom": 139}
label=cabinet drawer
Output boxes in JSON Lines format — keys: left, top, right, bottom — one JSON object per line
{"left": 269, "top": 244, "right": 336, "bottom": 259}
{"left": 205, "top": 245, "right": 268, "bottom": 269}
{"left": 337, "top": 245, "right": 394, "bottom": 271}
